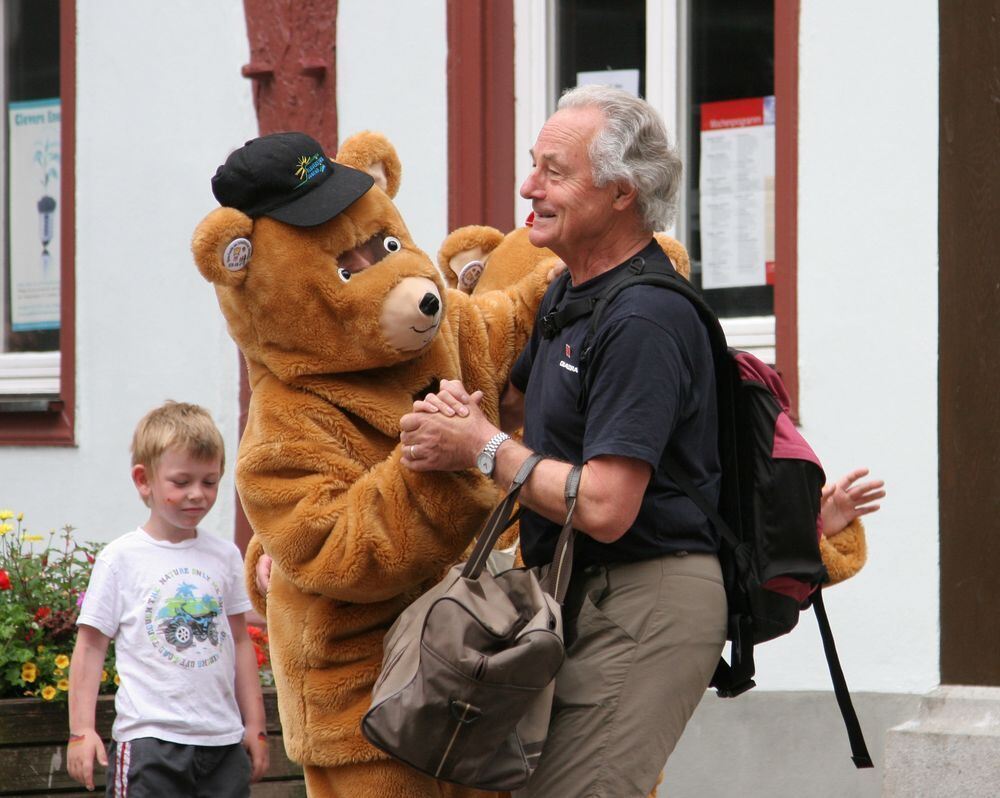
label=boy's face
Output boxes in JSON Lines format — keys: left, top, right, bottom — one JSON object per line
{"left": 132, "top": 448, "right": 222, "bottom": 540}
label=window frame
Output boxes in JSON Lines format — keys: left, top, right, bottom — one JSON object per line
{"left": 0, "top": 0, "right": 75, "bottom": 445}
{"left": 515, "top": 0, "right": 800, "bottom": 416}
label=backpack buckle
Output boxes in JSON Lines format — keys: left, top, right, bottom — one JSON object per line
{"left": 540, "top": 312, "right": 559, "bottom": 339}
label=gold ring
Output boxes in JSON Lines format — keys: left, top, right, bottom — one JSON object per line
{"left": 410, "top": 444, "right": 416, "bottom": 459}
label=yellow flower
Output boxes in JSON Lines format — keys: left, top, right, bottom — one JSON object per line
{"left": 0, "top": 509, "right": 13, "bottom": 520}
{"left": 21, "top": 533, "right": 44, "bottom": 542}
{"left": 57, "top": 679, "right": 69, "bottom": 691}
{"left": 36, "top": 645, "right": 46, "bottom": 654}
{"left": 0, "top": 523, "right": 12, "bottom": 534}
{"left": 54, "top": 668, "right": 64, "bottom": 677}
{"left": 16, "top": 512, "right": 23, "bottom": 521}
{"left": 100, "top": 670, "right": 109, "bottom": 683}
{"left": 21, "top": 662, "right": 38, "bottom": 683}
{"left": 41, "top": 685, "right": 57, "bottom": 701}
{"left": 114, "top": 674, "right": 121, "bottom": 686}
{"left": 55, "top": 654, "right": 70, "bottom": 669}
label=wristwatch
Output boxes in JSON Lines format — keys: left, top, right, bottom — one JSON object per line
{"left": 476, "top": 432, "right": 511, "bottom": 477}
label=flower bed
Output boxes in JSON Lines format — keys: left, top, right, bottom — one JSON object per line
{"left": 0, "top": 515, "right": 117, "bottom": 701}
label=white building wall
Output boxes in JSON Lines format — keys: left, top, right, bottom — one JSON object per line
{"left": 0, "top": 0, "right": 254, "bottom": 544}
{"left": 756, "top": 0, "right": 939, "bottom": 694}
{"left": 1, "top": 2, "right": 941, "bottom": 703}
{"left": 337, "top": 0, "right": 448, "bottom": 260}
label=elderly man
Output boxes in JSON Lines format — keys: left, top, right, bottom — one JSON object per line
{"left": 401, "top": 85, "right": 727, "bottom": 797}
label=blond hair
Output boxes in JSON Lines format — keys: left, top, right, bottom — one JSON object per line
{"left": 130, "top": 401, "right": 225, "bottom": 474}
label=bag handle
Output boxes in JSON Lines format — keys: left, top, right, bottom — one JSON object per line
{"left": 540, "top": 464, "right": 582, "bottom": 604}
{"left": 462, "top": 453, "right": 545, "bottom": 579}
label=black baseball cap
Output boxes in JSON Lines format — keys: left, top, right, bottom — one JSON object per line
{"left": 211, "top": 132, "right": 375, "bottom": 227}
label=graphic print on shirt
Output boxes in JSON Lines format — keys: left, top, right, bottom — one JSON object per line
{"left": 144, "top": 567, "right": 227, "bottom": 668}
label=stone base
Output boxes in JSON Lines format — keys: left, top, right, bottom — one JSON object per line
{"left": 882, "top": 685, "right": 1000, "bottom": 797}
{"left": 662, "top": 690, "right": 920, "bottom": 797}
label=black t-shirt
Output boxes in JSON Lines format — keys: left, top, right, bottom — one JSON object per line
{"left": 511, "top": 240, "right": 720, "bottom": 568}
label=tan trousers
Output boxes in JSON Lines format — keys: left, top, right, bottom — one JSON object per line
{"left": 514, "top": 552, "right": 727, "bottom": 798}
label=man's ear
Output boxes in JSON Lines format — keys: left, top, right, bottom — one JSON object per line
{"left": 611, "top": 180, "right": 638, "bottom": 210}
{"left": 336, "top": 131, "right": 402, "bottom": 198}
{"left": 191, "top": 207, "right": 254, "bottom": 287}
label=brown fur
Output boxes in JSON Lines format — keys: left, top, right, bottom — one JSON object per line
{"left": 192, "top": 133, "right": 550, "bottom": 795}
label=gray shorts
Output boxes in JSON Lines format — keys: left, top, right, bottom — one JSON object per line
{"left": 516, "top": 552, "right": 727, "bottom": 798}
{"left": 105, "top": 737, "right": 250, "bottom": 798}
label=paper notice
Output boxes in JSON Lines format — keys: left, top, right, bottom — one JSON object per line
{"left": 699, "top": 96, "right": 775, "bottom": 289}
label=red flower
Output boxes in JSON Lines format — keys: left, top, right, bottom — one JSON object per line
{"left": 254, "top": 644, "right": 266, "bottom": 668}
{"left": 86, "top": 553, "right": 95, "bottom": 564}
{"left": 34, "top": 607, "right": 52, "bottom": 621}
{"left": 0, "top": 570, "right": 10, "bottom": 590}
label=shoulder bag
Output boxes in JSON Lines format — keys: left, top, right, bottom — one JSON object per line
{"left": 361, "top": 455, "right": 581, "bottom": 791}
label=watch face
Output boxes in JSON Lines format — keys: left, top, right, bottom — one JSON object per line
{"left": 476, "top": 452, "right": 492, "bottom": 475}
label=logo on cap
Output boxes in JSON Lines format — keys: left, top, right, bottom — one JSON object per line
{"left": 295, "top": 154, "right": 328, "bottom": 187}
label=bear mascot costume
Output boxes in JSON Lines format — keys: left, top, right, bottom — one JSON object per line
{"left": 192, "top": 131, "right": 554, "bottom": 798}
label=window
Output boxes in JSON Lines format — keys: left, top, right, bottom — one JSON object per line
{"left": 515, "top": 0, "right": 792, "bottom": 369}
{"left": 0, "top": 0, "right": 74, "bottom": 443}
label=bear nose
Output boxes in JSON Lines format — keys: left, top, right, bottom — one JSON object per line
{"left": 419, "top": 293, "right": 440, "bottom": 317}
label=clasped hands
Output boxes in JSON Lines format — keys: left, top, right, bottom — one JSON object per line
{"left": 400, "top": 379, "right": 498, "bottom": 473}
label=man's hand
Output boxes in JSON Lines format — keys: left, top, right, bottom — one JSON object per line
{"left": 821, "top": 468, "right": 885, "bottom": 537}
{"left": 400, "top": 379, "right": 496, "bottom": 472}
{"left": 243, "top": 727, "right": 271, "bottom": 783}
{"left": 67, "top": 729, "right": 107, "bottom": 791}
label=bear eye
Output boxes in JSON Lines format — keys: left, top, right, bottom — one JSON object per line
{"left": 337, "top": 267, "right": 352, "bottom": 282}
{"left": 383, "top": 236, "right": 402, "bottom": 254}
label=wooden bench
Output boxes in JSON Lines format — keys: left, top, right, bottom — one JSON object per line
{"left": 0, "top": 689, "right": 304, "bottom": 796}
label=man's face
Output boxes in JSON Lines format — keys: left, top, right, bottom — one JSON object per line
{"left": 519, "top": 106, "right": 619, "bottom": 261}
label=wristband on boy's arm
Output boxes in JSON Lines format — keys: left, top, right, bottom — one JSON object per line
{"left": 68, "top": 733, "right": 87, "bottom": 745}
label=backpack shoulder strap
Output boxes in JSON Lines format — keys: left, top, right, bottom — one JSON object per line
{"left": 536, "top": 269, "right": 596, "bottom": 340}
{"left": 574, "top": 255, "right": 732, "bottom": 411}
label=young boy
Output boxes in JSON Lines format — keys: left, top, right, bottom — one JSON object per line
{"left": 68, "top": 401, "right": 269, "bottom": 795}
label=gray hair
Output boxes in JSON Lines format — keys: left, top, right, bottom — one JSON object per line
{"left": 558, "top": 85, "right": 682, "bottom": 231}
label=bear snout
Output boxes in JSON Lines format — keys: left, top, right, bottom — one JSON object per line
{"left": 379, "top": 276, "right": 444, "bottom": 353}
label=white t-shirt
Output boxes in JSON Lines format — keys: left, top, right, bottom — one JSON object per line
{"left": 78, "top": 528, "right": 253, "bottom": 745}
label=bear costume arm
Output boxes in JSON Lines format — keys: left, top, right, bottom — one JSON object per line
{"left": 235, "top": 378, "right": 498, "bottom": 604}
{"left": 820, "top": 518, "right": 867, "bottom": 585}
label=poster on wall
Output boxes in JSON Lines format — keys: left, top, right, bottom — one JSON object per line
{"left": 576, "top": 69, "right": 640, "bottom": 97}
{"left": 8, "top": 98, "right": 61, "bottom": 331}
{"left": 699, "top": 96, "right": 775, "bottom": 290}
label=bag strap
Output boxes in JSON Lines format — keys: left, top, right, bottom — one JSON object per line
{"left": 540, "top": 464, "right": 583, "bottom": 604}
{"left": 462, "top": 453, "right": 544, "bottom": 579}
{"left": 811, "top": 588, "right": 874, "bottom": 768}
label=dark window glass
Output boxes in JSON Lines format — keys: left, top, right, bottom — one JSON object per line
{"left": 555, "top": 0, "right": 646, "bottom": 99}
{"left": 4, "top": 0, "right": 60, "bottom": 354}
{"left": 686, "top": 0, "right": 774, "bottom": 318}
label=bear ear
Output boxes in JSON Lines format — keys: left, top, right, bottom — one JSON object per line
{"left": 654, "top": 231, "right": 691, "bottom": 281}
{"left": 437, "top": 225, "right": 505, "bottom": 289}
{"left": 191, "top": 207, "right": 254, "bottom": 287}
{"left": 336, "top": 131, "right": 402, "bottom": 198}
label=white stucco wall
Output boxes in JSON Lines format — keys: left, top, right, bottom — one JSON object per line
{"left": 754, "top": 0, "right": 939, "bottom": 694}
{"left": 337, "top": 0, "right": 448, "bottom": 258}
{"left": 1, "top": 1, "right": 254, "bottom": 544}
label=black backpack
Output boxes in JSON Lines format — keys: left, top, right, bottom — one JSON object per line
{"left": 539, "top": 253, "right": 873, "bottom": 769}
